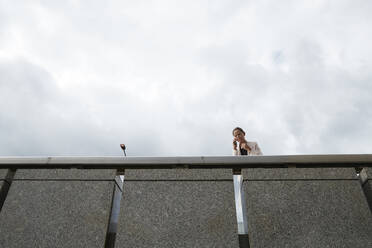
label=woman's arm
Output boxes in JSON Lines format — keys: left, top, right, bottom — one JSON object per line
{"left": 250, "top": 143, "right": 263, "bottom": 155}
{"left": 256, "top": 143, "right": 263, "bottom": 155}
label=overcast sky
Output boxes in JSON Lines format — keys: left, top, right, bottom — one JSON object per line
{"left": 0, "top": 0, "right": 371, "bottom": 156}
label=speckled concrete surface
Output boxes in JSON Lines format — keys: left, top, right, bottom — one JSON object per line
{"left": 366, "top": 168, "right": 372, "bottom": 178}
{"left": 0, "top": 181, "right": 115, "bottom": 248}
{"left": 116, "top": 181, "right": 239, "bottom": 248}
{"left": 14, "top": 169, "right": 116, "bottom": 180}
{"left": 242, "top": 167, "right": 357, "bottom": 180}
{"left": 0, "top": 170, "right": 7, "bottom": 179}
{"left": 125, "top": 169, "right": 233, "bottom": 180}
{"left": 244, "top": 180, "right": 372, "bottom": 248}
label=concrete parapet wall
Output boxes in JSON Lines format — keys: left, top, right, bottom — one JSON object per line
{"left": 0, "top": 160, "right": 371, "bottom": 248}
{"left": 0, "top": 169, "right": 117, "bottom": 248}
{"left": 116, "top": 169, "right": 239, "bottom": 248}
{"left": 243, "top": 168, "right": 372, "bottom": 248}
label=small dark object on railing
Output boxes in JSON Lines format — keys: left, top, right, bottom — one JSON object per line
{"left": 120, "top": 144, "right": 126, "bottom": 157}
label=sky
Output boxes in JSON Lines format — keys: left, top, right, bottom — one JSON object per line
{"left": 0, "top": 0, "right": 371, "bottom": 156}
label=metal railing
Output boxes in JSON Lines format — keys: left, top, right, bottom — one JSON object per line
{"left": 1, "top": 154, "right": 372, "bottom": 169}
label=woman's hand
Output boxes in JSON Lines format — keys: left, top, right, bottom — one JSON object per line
{"left": 233, "top": 137, "right": 238, "bottom": 150}
{"left": 241, "top": 142, "right": 251, "bottom": 152}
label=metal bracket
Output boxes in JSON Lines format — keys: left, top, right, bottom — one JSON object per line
{"left": 357, "top": 168, "right": 368, "bottom": 185}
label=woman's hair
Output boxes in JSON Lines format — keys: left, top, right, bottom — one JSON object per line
{"left": 232, "top": 127, "right": 245, "bottom": 136}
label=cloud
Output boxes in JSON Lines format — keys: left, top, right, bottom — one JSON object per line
{"left": 0, "top": 1, "right": 372, "bottom": 156}
{"left": 0, "top": 59, "right": 98, "bottom": 155}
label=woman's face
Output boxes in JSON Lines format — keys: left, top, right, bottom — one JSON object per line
{"left": 233, "top": 129, "right": 245, "bottom": 142}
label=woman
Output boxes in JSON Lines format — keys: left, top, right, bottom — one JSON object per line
{"left": 232, "top": 127, "right": 262, "bottom": 156}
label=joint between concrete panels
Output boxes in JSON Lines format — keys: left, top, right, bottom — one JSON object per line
{"left": 361, "top": 180, "right": 372, "bottom": 213}
{"left": 4, "top": 169, "right": 16, "bottom": 184}
{"left": 0, "top": 180, "right": 11, "bottom": 212}
{"left": 0, "top": 169, "right": 16, "bottom": 212}
{"left": 104, "top": 175, "right": 124, "bottom": 248}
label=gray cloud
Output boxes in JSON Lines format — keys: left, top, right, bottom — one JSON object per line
{"left": 0, "top": 60, "right": 116, "bottom": 155}
{"left": 0, "top": 1, "right": 372, "bottom": 156}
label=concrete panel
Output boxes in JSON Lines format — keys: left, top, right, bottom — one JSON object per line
{"left": 366, "top": 168, "right": 372, "bottom": 178}
{"left": 243, "top": 180, "right": 372, "bottom": 248}
{"left": 242, "top": 167, "right": 357, "bottom": 180}
{"left": 116, "top": 181, "right": 239, "bottom": 248}
{"left": 0, "top": 170, "right": 7, "bottom": 179}
{"left": 125, "top": 169, "right": 233, "bottom": 180}
{"left": 14, "top": 169, "right": 116, "bottom": 180}
{"left": 0, "top": 181, "right": 115, "bottom": 248}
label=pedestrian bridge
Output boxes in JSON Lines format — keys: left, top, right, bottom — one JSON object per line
{"left": 0, "top": 155, "right": 371, "bottom": 247}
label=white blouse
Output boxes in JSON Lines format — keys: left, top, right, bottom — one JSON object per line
{"left": 233, "top": 141, "right": 263, "bottom": 156}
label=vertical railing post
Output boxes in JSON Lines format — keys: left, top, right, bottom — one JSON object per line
{"left": 233, "top": 169, "right": 250, "bottom": 248}
{"left": 356, "top": 167, "right": 372, "bottom": 213}
{"left": 104, "top": 170, "right": 125, "bottom": 248}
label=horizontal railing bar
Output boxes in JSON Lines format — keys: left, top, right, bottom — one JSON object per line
{"left": 0, "top": 154, "right": 371, "bottom": 169}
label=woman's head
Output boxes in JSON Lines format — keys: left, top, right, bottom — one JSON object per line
{"left": 232, "top": 127, "right": 246, "bottom": 142}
